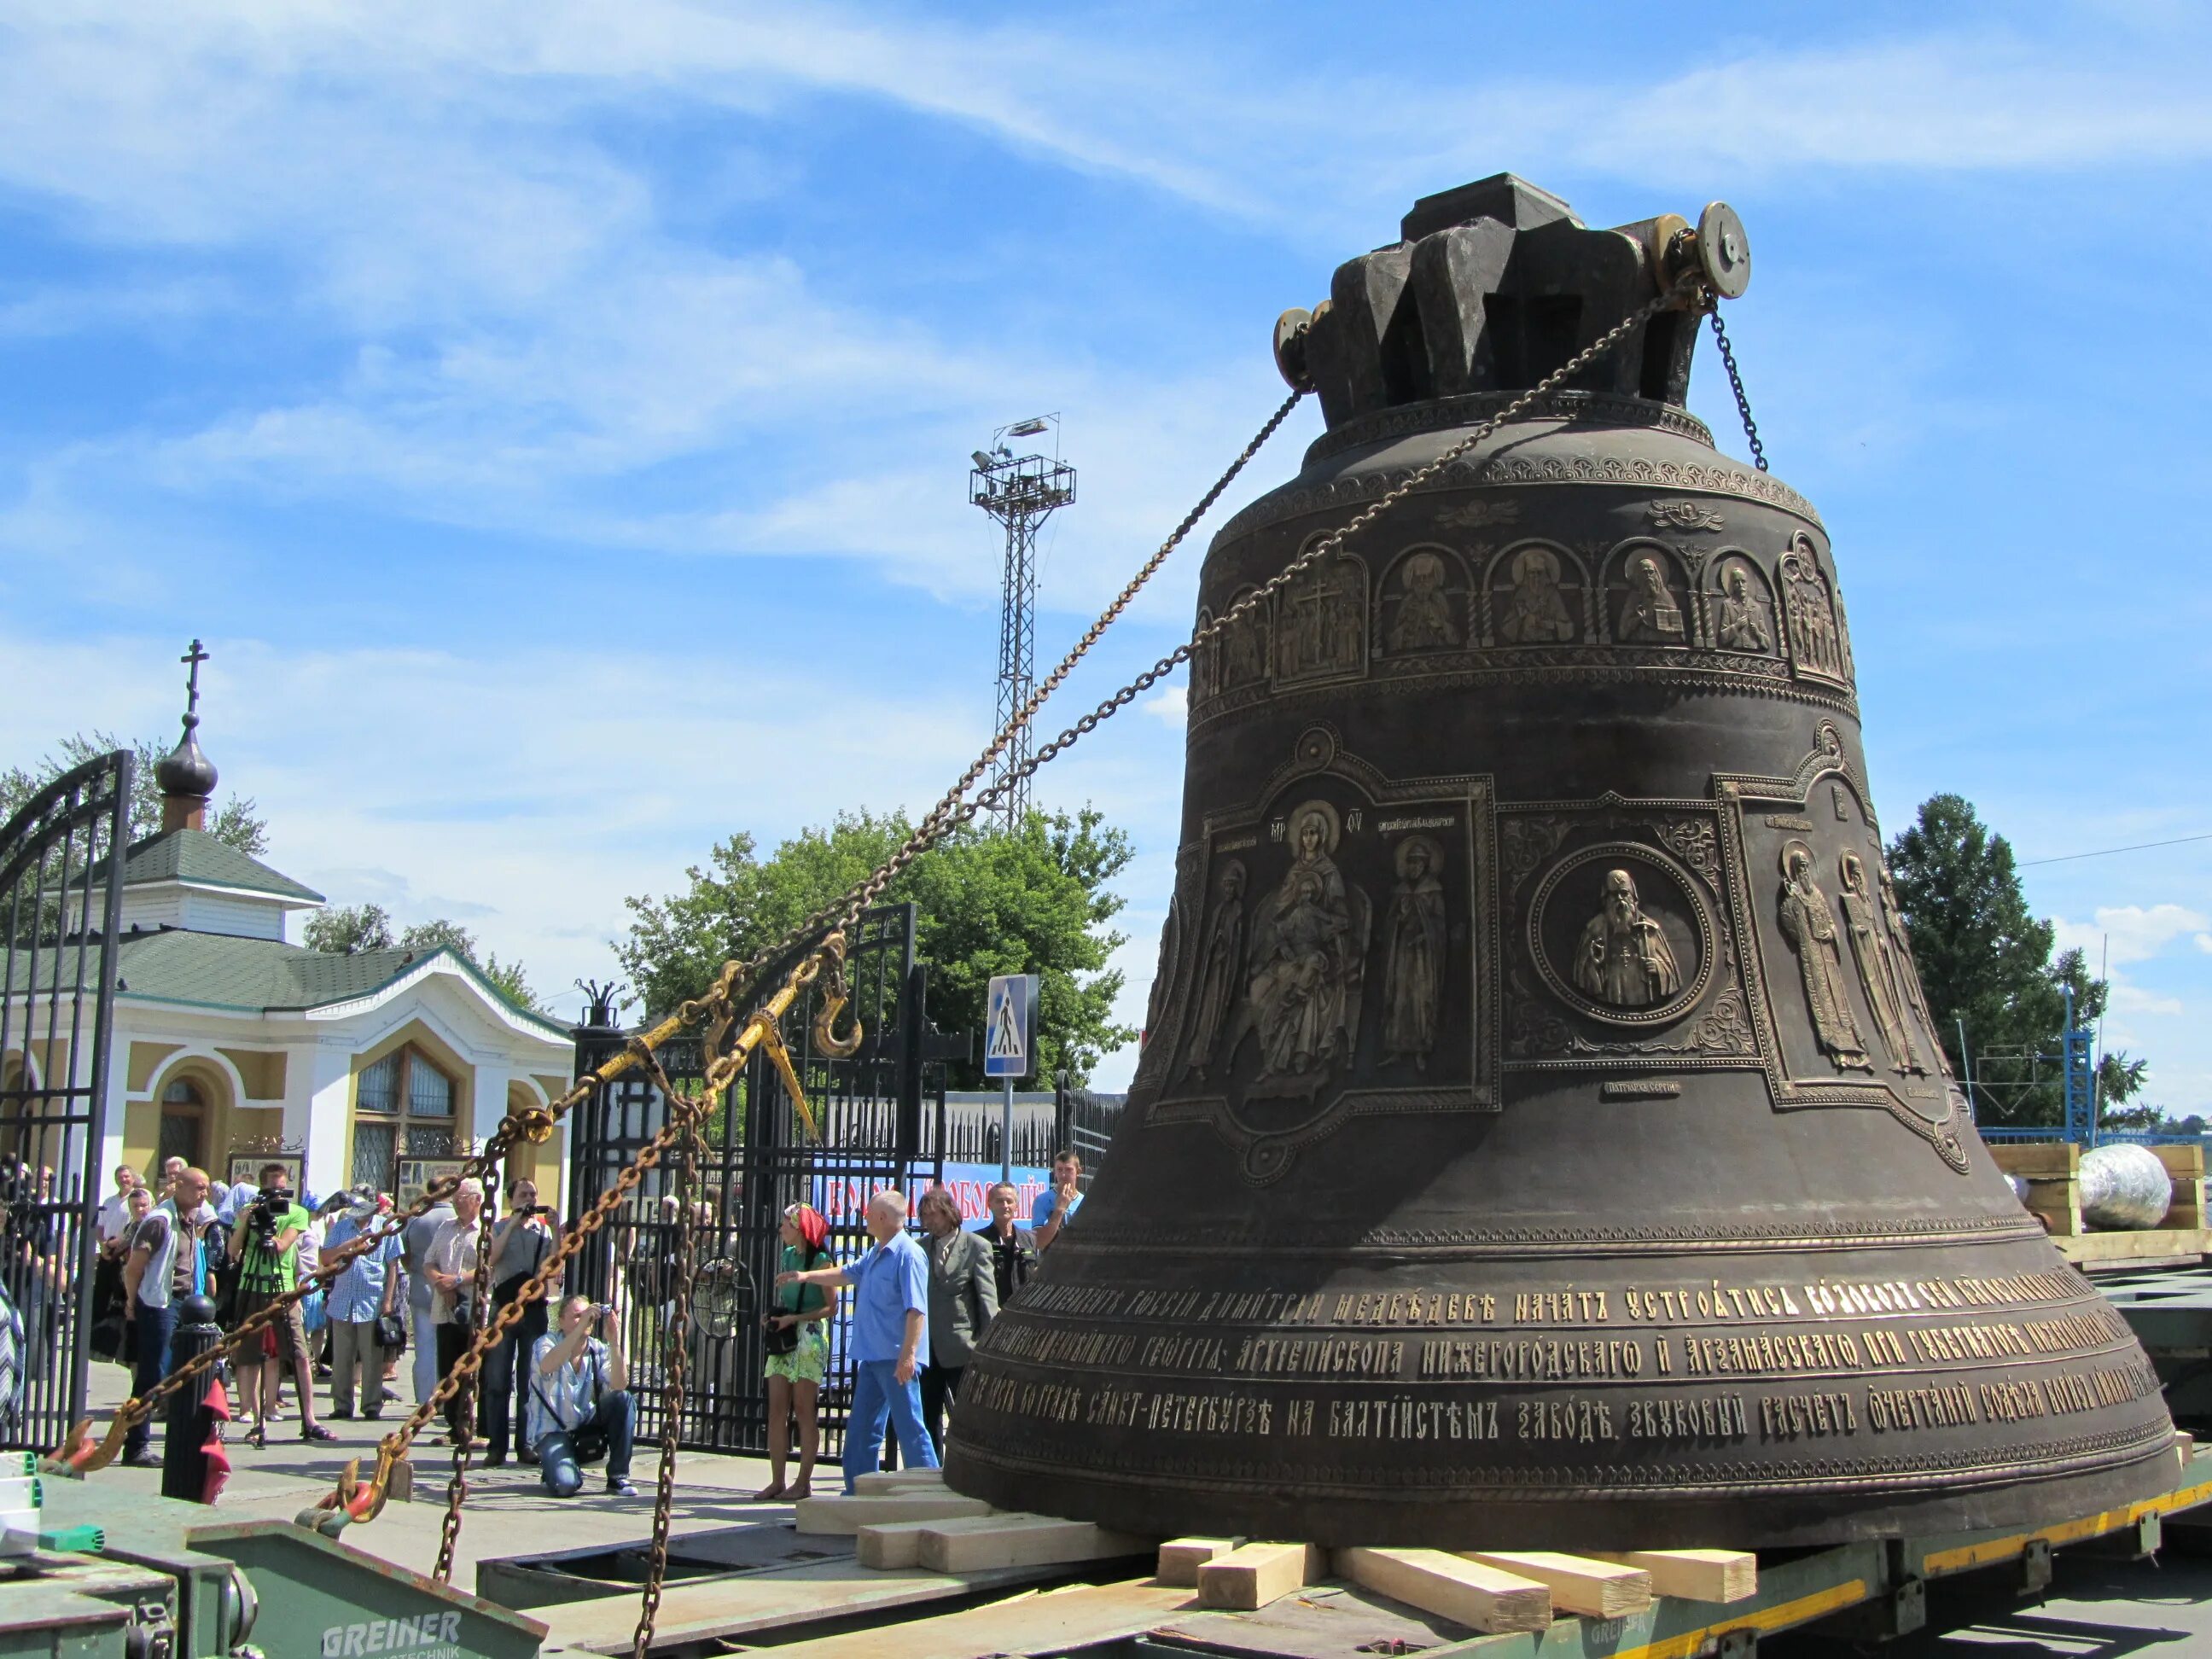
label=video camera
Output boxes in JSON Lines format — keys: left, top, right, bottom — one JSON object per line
{"left": 246, "top": 1185, "right": 292, "bottom": 1249}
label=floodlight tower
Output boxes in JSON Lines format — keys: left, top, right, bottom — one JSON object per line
{"left": 970, "top": 416, "right": 1075, "bottom": 830}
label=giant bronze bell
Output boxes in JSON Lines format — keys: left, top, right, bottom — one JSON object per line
{"left": 946, "top": 176, "right": 2175, "bottom": 1546}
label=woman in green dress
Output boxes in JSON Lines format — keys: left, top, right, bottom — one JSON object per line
{"left": 757, "top": 1202, "right": 835, "bottom": 1500}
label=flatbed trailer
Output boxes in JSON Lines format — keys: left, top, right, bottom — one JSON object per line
{"left": 494, "top": 1442, "right": 2212, "bottom": 1656}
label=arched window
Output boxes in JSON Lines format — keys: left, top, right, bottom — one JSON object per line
{"left": 352, "top": 1045, "right": 457, "bottom": 1193}
{"left": 159, "top": 1076, "right": 207, "bottom": 1168}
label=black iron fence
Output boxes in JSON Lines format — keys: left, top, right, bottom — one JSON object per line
{"left": 564, "top": 904, "right": 961, "bottom": 1458}
{"left": 1, "top": 751, "right": 131, "bottom": 1451}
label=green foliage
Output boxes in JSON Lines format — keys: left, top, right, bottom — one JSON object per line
{"left": 1887, "top": 793, "right": 2145, "bottom": 1125}
{"left": 620, "top": 806, "right": 1136, "bottom": 1086}
{"left": 2, "top": 731, "right": 268, "bottom": 853}
{"left": 303, "top": 902, "right": 394, "bottom": 954}
{"left": 304, "top": 903, "right": 546, "bottom": 1015}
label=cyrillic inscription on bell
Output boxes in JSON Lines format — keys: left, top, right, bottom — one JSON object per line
{"left": 945, "top": 174, "right": 2175, "bottom": 1548}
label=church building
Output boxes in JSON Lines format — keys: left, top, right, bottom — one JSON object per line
{"left": 87, "top": 669, "right": 574, "bottom": 1208}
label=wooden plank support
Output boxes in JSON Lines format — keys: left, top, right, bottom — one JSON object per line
{"left": 1462, "top": 1551, "right": 1653, "bottom": 1617}
{"left": 853, "top": 1469, "right": 947, "bottom": 1493}
{"left": 1156, "top": 1537, "right": 1241, "bottom": 1586}
{"left": 856, "top": 1514, "right": 1021, "bottom": 1570}
{"left": 1337, "top": 1546, "right": 1552, "bottom": 1633}
{"left": 794, "top": 1493, "right": 992, "bottom": 1536}
{"left": 918, "top": 1515, "right": 1154, "bottom": 1574}
{"left": 1198, "top": 1541, "right": 1321, "bottom": 1610}
{"left": 755, "top": 1580, "right": 1198, "bottom": 1659}
{"left": 1587, "top": 1548, "right": 1756, "bottom": 1603}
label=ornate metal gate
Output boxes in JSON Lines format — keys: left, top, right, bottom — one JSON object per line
{"left": 567, "top": 902, "right": 963, "bottom": 1455}
{"left": 0, "top": 751, "right": 132, "bottom": 1451}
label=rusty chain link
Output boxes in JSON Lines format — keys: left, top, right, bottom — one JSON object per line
{"left": 433, "top": 1143, "right": 504, "bottom": 1581}
{"left": 633, "top": 1084, "right": 708, "bottom": 1656}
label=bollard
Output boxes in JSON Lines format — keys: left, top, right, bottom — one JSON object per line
{"left": 160, "top": 1293, "right": 223, "bottom": 1503}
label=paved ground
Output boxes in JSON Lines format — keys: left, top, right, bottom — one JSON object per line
{"left": 72, "top": 1359, "right": 797, "bottom": 1589}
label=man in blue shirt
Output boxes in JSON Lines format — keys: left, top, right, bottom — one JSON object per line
{"left": 1032, "top": 1150, "right": 1084, "bottom": 1251}
{"left": 323, "top": 1188, "right": 403, "bottom": 1421}
{"left": 777, "top": 1189, "right": 936, "bottom": 1493}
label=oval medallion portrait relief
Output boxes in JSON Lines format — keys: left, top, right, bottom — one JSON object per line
{"left": 1527, "top": 842, "right": 1715, "bottom": 1027}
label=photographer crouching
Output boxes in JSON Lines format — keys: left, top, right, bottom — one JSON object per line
{"left": 527, "top": 1294, "right": 638, "bottom": 1498}
{"left": 226, "top": 1161, "right": 334, "bottom": 1447}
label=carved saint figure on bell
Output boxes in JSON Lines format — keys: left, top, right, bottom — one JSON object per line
{"left": 1617, "top": 553, "right": 1686, "bottom": 644}
{"left": 1382, "top": 835, "right": 1447, "bottom": 1069}
{"left": 1223, "top": 603, "right": 1269, "bottom": 687}
{"left": 1837, "top": 852, "right": 1924, "bottom": 1074}
{"left": 1777, "top": 841, "right": 1871, "bottom": 1070}
{"left": 1388, "top": 552, "right": 1460, "bottom": 652}
{"left": 1181, "top": 860, "right": 1247, "bottom": 1080}
{"left": 1876, "top": 861, "right": 1940, "bottom": 1043}
{"left": 1494, "top": 546, "right": 1576, "bottom": 644}
{"left": 1573, "top": 867, "right": 1683, "bottom": 1008}
{"left": 1238, "top": 801, "right": 1367, "bottom": 1091}
{"left": 1715, "top": 562, "right": 1773, "bottom": 653}
{"left": 1278, "top": 562, "right": 1363, "bottom": 680}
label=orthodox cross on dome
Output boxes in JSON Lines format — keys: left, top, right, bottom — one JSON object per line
{"left": 180, "top": 637, "right": 210, "bottom": 731}
{"left": 156, "top": 637, "right": 220, "bottom": 833}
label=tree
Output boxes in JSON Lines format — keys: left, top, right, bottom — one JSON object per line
{"left": 620, "top": 806, "right": 1135, "bottom": 1086}
{"left": 2, "top": 731, "right": 268, "bottom": 853}
{"left": 1887, "top": 793, "right": 2145, "bottom": 1126}
{"left": 303, "top": 904, "right": 546, "bottom": 1015}
{"left": 302, "top": 903, "right": 393, "bottom": 955}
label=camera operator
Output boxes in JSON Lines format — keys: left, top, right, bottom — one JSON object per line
{"left": 527, "top": 1294, "right": 637, "bottom": 1498}
{"left": 481, "top": 1179, "right": 562, "bottom": 1467}
{"left": 226, "top": 1162, "right": 334, "bottom": 1447}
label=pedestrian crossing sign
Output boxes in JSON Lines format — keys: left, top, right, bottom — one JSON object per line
{"left": 984, "top": 973, "right": 1039, "bottom": 1079}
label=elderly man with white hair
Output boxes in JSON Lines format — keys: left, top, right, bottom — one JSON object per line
{"left": 423, "top": 1178, "right": 487, "bottom": 1444}
{"left": 777, "top": 1187, "right": 936, "bottom": 1492}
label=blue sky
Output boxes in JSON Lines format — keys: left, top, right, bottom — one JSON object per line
{"left": 2, "top": 3, "right": 2208, "bottom": 1101}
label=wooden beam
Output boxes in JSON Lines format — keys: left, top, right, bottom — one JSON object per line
{"left": 1197, "top": 1542, "right": 1320, "bottom": 1610}
{"left": 1156, "top": 1538, "right": 1240, "bottom": 1586}
{"left": 1461, "top": 1551, "right": 1652, "bottom": 1617}
{"left": 748, "top": 1580, "right": 1196, "bottom": 1659}
{"left": 853, "top": 1469, "right": 947, "bottom": 1493}
{"left": 919, "top": 1516, "right": 1153, "bottom": 1574}
{"left": 1586, "top": 1549, "right": 1755, "bottom": 1603}
{"left": 795, "top": 1493, "right": 992, "bottom": 1536}
{"left": 1337, "top": 1547, "right": 1551, "bottom": 1633}
{"left": 857, "top": 1515, "right": 1022, "bottom": 1570}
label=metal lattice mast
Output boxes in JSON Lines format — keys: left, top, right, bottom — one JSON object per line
{"left": 971, "top": 416, "right": 1075, "bottom": 830}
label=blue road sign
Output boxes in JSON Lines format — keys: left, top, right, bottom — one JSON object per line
{"left": 984, "top": 973, "right": 1039, "bottom": 1080}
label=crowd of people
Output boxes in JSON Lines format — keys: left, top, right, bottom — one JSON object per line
{"left": 84, "top": 1145, "right": 1091, "bottom": 1503}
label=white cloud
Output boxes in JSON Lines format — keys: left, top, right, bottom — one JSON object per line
{"left": 2197, "top": 933, "right": 2212, "bottom": 955}
{"left": 2054, "top": 904, "right": 2211, "bottom": 967}
{"left": 1141, "top": 684, "right": 1187, "bottom": 726}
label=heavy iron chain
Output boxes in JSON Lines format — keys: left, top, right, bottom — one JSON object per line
{"left": 1706, "top": 304, "right": 1767, "bottom": 473}
{"left": 662, "top": 386, "right": 1312, "bottom": 1030}
{"left": 633, "top": 1061, "right": 708, "bottom": 1659}
{"left": 432, "top": 1140, "right": 504, "bottom": 1582}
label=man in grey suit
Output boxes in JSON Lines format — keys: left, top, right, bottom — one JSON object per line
{"left": 915, "top": 1185, "right": 998, "bottom": 1456}
{"left": 400, "top": 1190, "right": 456, "bottom": 1407}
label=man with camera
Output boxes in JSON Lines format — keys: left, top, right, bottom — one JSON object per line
{"left": 527, "top": 1294, "right": 637, "bottom": 1498}
{"left": 226, "top": 1162, "right": 334, "bottom": 1447}
{"left": 323, "top": 1185, "right": 403, "bottom": 1422}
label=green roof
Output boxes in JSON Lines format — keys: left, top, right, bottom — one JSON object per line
{"left": 24, "top": 930, "right": 567, "bottom": 1039}
{"left": 117, "top": 829, "right": 325, "bottom": 904}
